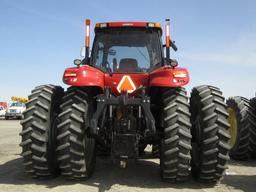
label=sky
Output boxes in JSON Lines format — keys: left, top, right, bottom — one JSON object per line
{"left": 0, "top": 0, "right": 256, "bottom": 102}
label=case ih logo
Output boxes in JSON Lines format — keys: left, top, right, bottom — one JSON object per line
{"left": 117, "top": 75, "right": 136, "bottom": 93}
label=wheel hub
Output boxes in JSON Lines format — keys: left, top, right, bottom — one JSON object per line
{"left": 227, "top": 107, "right": 238, "bottom": 148}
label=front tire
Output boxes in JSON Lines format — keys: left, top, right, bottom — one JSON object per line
{"left": 57, "top": 87, "right": 96, "bottom": 179}
{"left": 20, "top": 84, "right": 64, "bottom": 178}
{"left": 160, "top": 88, "right": 192, "bottom": 182}
{"left": 190, "top": 85, "right": 230, "bottom": 183}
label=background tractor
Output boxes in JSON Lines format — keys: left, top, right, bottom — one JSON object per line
{"left": 20, "top": 19, "right": 230, "bottom": 183}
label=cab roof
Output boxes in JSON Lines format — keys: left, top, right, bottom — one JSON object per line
{"left": 95, "top": 22, "right": 162, "bottom": 34}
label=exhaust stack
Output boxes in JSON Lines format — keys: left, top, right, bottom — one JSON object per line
{"left": 85, "top": 19, "right": 91, "bottom": 59}
{"left": 165, "top": 18, "right": 170, "bottom": 59}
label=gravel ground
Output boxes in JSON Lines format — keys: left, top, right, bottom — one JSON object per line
{"left": 0, "top": 119, "right": 255, "bottom": 192}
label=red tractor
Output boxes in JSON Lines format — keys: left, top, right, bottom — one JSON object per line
{"left": 20, "top": 19, "right": 230, "bottom": 183}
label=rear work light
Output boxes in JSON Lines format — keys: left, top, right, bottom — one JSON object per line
{"left": 95, "top": 22, "right": 161, "bottom": 28}
{"left": 147, "top": 22, "right": 161, "bottom": 28}
{"left": 95, "top": 23, "right": 108, "bottom": 28}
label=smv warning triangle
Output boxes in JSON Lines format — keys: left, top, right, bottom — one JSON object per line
{"left": 117, "top": 75, "right": 136, "bottom": 93}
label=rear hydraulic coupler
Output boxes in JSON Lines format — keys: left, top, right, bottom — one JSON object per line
{"left": 90, "top": 88, "right": 156, "bottom": 137}
{"left": 112, "top": 114, "right": 139, "bottom": 159}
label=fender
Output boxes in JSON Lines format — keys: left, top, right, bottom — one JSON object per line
{"left": 149, "top": 66, "right": 190, "bottom": 87}
{"left": 63, "top": 65, "right": 105, "bottom": 91}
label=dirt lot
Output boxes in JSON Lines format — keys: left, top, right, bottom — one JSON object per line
{"left": 0, "top": 120, "right": 255, "bottom": 192}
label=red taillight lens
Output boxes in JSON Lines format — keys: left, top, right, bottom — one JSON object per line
{"left": 173, "top": 71, "right": 187, "bottom": 78}
{"left": 64, "top": 72, "right": 77, "bottom": 78}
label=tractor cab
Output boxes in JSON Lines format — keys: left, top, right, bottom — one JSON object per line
{"left": 91, "top": 22, "right": 163, "bottom": 73}
{"left": 64, "top": 21, "right": 188, "bottom": 94}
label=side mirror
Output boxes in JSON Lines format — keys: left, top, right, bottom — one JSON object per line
{"left": 166, "top": 58, "right": 178, "bottom": 67}
{"left": 163, "top": 40, "right": 178, "bottom": 52}
{"left": 74, "top": 59, "right": 82, "bottom": 67}
{"left": 170, "top": 40, "right": 178, "bottom": 52}
{"left": 81, "top": 46, "right": 86, "bottom": 57}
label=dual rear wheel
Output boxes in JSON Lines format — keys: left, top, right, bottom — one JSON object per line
{"left": 20, "top": 85, "right": 95, "bottom": 179}
{"left": 159, "top": 85, "right": 230, "bottom": 183}
{"left": 20, "top": 85, "right": 230, "bottom": 183}
{"left": 20, "top": 85, "right": 64, "bottom": 178}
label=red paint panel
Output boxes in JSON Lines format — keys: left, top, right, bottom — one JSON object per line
{"left": 149, "top": 66, "right": 190, "bottom": 87}
{"left": 63, "top": 65, "right": 189, "bottom": 94}
{"left": 105, "top": 73, "right": 149, "bottom": 95}
{"left": 63, "top": 65, "right": 105, "bottom": 90}
{"left": 108, "top": 22, "right": 148, "bottom": 27}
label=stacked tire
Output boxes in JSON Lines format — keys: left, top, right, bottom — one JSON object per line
{"left": 226, "top": 96, "right": 256, "bottom": 159}
{"left": 226, "top": 97, "right": 250, "bottom": 160}
{"left": 249, "top": 97, "right": 256, "bottom": 158}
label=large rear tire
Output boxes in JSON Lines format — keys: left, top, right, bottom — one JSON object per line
{"left": 249, "top": 97, "right": 256, "bottom": 158}
{"left": 190, "top": 85, "right": 230, "bottom": 183}
{"left": 57, "top": 87, "right": 96, "bottom": 179}
{"left": 160, "top": 88, "right": 192, "bottom": 182}
{"left": 226, "top": 96, "right": 250, "bottom": 160}
{"left": 20, "top": 84, "right": 64, "bottom": 178}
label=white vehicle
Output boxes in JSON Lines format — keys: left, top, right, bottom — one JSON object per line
{"left": 5, "top": 102, "right": 26, "bottom": 120}
{"left": 0, "top": 106, "right": 6, "bottom": 117}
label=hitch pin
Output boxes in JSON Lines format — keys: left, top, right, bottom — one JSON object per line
{"left": 109, "top": 105, "right": 113, "bottom": 118}
{"left": 128, "top": 120, "right": 130, "bottom": 130}
{"left": 120, "top": 160, "right": 127, "bottom": 168}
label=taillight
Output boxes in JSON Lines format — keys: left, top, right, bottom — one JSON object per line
{"left": 64, "top": 72, "right": 77, "bottom": 78}
{"left": 173, "top": 71, "right": 187, "bottom": 78}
